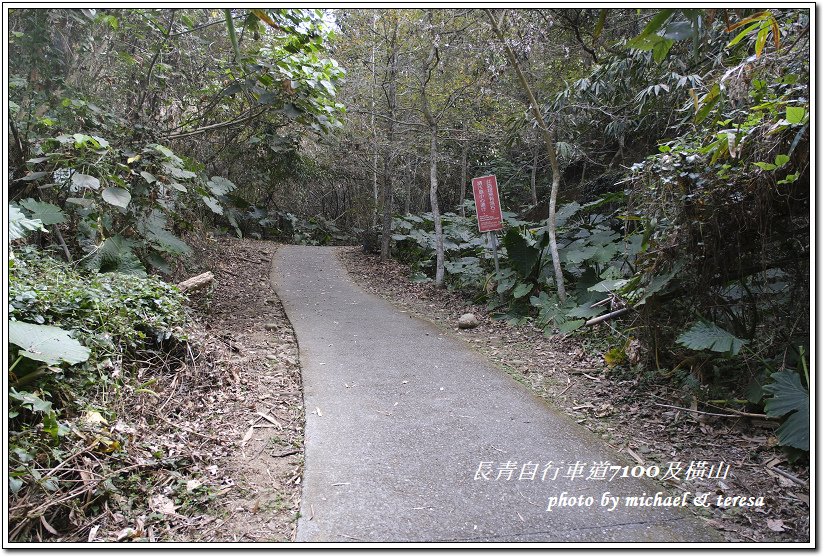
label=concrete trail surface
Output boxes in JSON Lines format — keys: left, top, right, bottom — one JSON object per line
{"left": 270, "top": 245, "right": 719, "bottom": 543}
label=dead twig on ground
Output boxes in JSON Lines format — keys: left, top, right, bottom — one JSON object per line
{"left": 153, "top": 413, "right": 223, "bottom": 441}
{"left": 653, "top": 402, "right": 767, "bottom": 419}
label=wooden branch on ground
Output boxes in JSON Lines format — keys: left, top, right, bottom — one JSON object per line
{"left": 177, "top": 271, "right": 214, "bottom": 292}
{"left": 585, "top": 307, "right": 629, "bottom": 327}
{"left": 768, "top": 465, "right": 808, "bottom": 487}
{"left": 653, "top": 402, "right": 768, "bottom": 419}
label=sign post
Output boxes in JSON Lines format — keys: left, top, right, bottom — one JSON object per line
{"left": 471, "top": 175, "right": 503, "bottom": 297}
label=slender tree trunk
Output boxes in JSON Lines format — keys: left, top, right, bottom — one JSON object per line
{"left": 420, "top": 14, "right": 444, "bottom": 288}
{"left": 405, "top": 156, "right": 416, "bottom": 214}
{"left": 486, "top": 9, "right": 566, "bottom": 303}
{"left": 530, "top": 140, "right": 539, "bottom": 207}
{"left": 381, "top": 154, "right": 394, "bottom": 260}
{"left": 380, "top": 16, "right": 399, "bottom": 262}
{"left": 428, "top": 127, "right": 445, "bottom": 286}
{"left": 370, "top": 12, "right": 379, "bottom": 228}
{"left": 420, "top": 13, "right": 445, "bottom": 286}
{"left": 459, "top": 129, "right": 468, "bottom": 217}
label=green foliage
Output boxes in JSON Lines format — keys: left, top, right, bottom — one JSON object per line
{"left": 13, "top": 136, "right": 216, "bottom": 274}
{"left": 763, "top": 370, "right": 809, "bottom": 451}
{"left": 8, "top": 322, "right": 91, "bottom": 366}
{"left": 19, "top": 199, "right": 66, "bottom": 225}
{"left": 83, "top": 235, "right": 147, "bottom": 276}
{"left": 676, "top": 321, "right": 747, "bottom": 356}
{"left": 8, "top": 7, "right": 350, "bottom": 277}
{"left": 285, "top": 213, "right": 354, "bottom": 245}
{"left": 7, "top": 247, "right": 189, "bottom": 515}
{"left": 9, "top": 206, "right": 45, "bottom": 241}
{"left": 502, "top": 228, "right": 543, "bottom": 280}
{"left": 391, "top": 212, "right": 489, "bottom": 293}
{"left": 9, "top": 248, "right": 187, "bottom": 364}
{"left": 390, "top": 198, "right": 640, "bottom": 333}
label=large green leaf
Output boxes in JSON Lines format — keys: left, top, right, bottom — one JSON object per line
{"left": 763, "top": 371, "right": 809, "bottom": 451}
{"left": 162, "top": 162, "right": 197, "bottom": 180}
{"left": 19, "top": 199, "right": 66, "bottom": 225}
{"left": 558, "top": 319, "right": 586, "bottom": 334}
{"left": 555, "top": 202, "right": 581, "bottom": 228}
{"left": 640, "top": 9, "right": 675, "bottom": 36}
{"left": 102, "top": 187, "right": 132, "bottom": 209}
{"left": 140, "top": 171, "right": 157, "bottom": 184}
{"left": 207, "top": 176, "right": 237, "bottom": 196}
{"left": 146, "top": 251, "right": 172, "bottom": 274}
{"left": 84, "top": 235, "right": 146, "bottom": 276}
{"left": 676, "top": 321, "right": 747, "bottom": 356}
{"left": 139, "top": 211, "right": 192, "bottom": 256}
{"left": 512, "top": 282, "right": 533, "bottom": 299}
{"left": 18, "top": 171, "right": 50, "bottom": 182}
{"left": 9, "top": 321, "right": 90, "bottom": 365}
{"left": 652, "top": 38, "right": 675, "bottom": 63}
{"left": 202, "top": 196, "right": 224, "bottom": 215}
{"left": 152, "top": 143, "right": 184, "bottom": 165}
{"left": 785, "top": 106, "right": 806, "bottom": 125}
{"left": 502, "top": 228, "right": 540, "bottom": 279}
{"left": 9, "top": 389, "right": 53, "bottom": 413}
{"left": 71, "top": 172, "right": 100, "bottom": 190}
{"left": 566, "top": 301, "right": 606, "bottom": 319}
{"left": 563, "top": 243, "right": 598, "bottom": 265}
{"left": 9, "top": 206, "right": 45, "bottom": 240}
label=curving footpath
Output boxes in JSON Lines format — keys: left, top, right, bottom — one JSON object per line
{"left": 270, "top": 245, "right": 721, "bottom": 544}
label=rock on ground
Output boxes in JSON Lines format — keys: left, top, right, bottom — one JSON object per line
{"left": 457, "top": 312, "right": 479, "bottom": 329}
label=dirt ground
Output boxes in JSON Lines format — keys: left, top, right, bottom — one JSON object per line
{"left": 338, "top": 246, "right": 810, "bottom": 544}
{"left": 166, "top": 237, "right": 304, "bottom": 542}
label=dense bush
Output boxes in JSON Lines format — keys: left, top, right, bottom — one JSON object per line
{"left": 8, "top": 246, "right": 188, "bottom": 511}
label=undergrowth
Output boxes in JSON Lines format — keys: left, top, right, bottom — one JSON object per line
{"left": 7, "top": 247, "right": 205, "bottom": 541}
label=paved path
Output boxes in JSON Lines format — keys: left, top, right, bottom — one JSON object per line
{"left": 271, "top": 246, "right": 719, "bottom": 543}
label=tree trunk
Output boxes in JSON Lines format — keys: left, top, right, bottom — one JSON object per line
{"left": 370, "top": 12, "right": 379, "bottom": 229}
{"left": 486, "top": 9, "right": 566, "bottom": 303}
{"left": 406, "top": 156, "right": 416, "bottom": 214}
{"left": 429, "top": 127, "right": 445, "bottom": 286}
{"left": 530, "top": 139, "right": 539, "bottom": 207}
{"left": 459, "top": 129, "right": 468, "bottom": 217}
{"left": 381, "top": 156, "right": 394, "bottom": 261}
{"left": 420, "top": 14, "right": 445, "bottom": 287}
{"left": 380, "top": 16, "right": 399, "bottom": 262}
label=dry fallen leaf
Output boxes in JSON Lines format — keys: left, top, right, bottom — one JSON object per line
{"left": 149, "top": 494, "right": 178, "bottom": 515}
{"left": 81, "top": 410, "right": 108, "bottom": 427}
{"left": 776, "top": 475, "right": 796, "bottom": 488}
{"left": 116, "top": 527, "right": 137, "bottom": 541}
{"left": 241, "top": 427, "right": 255, "bottom": 446}
{"left": 766, "top": 518, "right": 786, "bottom": 532}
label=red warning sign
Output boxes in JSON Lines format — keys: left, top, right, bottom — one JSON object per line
{"left": 471, "top": 175, "right": 503, "bottom": 232}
